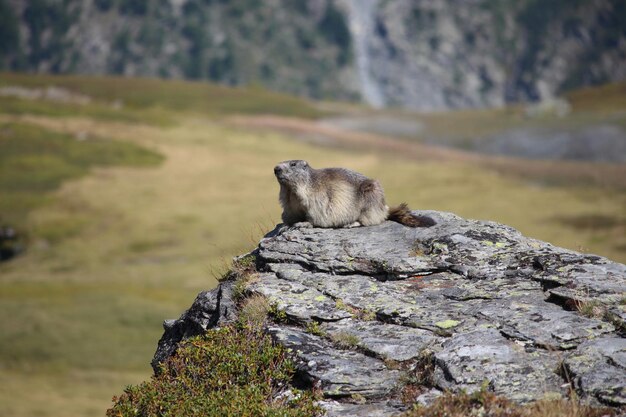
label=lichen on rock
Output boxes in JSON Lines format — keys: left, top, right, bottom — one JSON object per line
{"left": 152, "top": 210, "right": 626, "bottom": 416}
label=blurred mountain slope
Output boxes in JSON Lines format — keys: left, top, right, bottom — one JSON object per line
{"left": 1, "top": 0, "right": 625, "bottom": 109}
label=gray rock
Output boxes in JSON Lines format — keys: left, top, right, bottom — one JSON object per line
{"left": 152, "top": 211, "right": 626, "bottom": 411}
{"left": 269, "top": 326, "right": 400, "bottom": 398}
{"left": 479, "top": 297, "right": 614, "bottom": 350}
{"left": 564, "top": 338, "right": 626, "bottom": 406}
{"left": 321, "top": 319, "right": 440, "bottom": 361}
{"left": 151, "top": 280, "right": 236, "bottom": 373}
{"left": 433, "top": 328, "right": 565, "bottom": 403}
{"left": 247, "top": 273, "right": 351, "bottom": 323}
{"left": 258, "top": 220, "right": 439, "bottom": 278}
{"left": 321, "top": 400, "right": 402, "bottom": 417}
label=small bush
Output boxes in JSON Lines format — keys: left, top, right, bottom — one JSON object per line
{"left": 107, "top": 325, "right": 321, "bottom": 417}
{"left": 268, "top": 303, "right": 289, "bottom": 323}
{"left": 305, "top": 321, "right": 325, "bottom": 337}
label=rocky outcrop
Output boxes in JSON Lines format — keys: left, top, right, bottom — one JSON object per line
{"left": 153, "top": 211, "right": 626, "bottom": 415}
{"left": 151, "top": 281, "right": 237, "bottom": 372}
{"left": 340, "top": 0, "right": 626, "bottom": 110}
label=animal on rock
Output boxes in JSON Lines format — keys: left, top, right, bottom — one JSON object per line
{"left": 274, "top": 160, "right": 435, "bottom": 228}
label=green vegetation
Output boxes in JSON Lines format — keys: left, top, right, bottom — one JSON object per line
{"left": 317, "top": 2, "right": 352, "bottom": 66}
{"left": 107, "top": 326, "right": 321, "bottom": 417}
{"left": 0, "top": 94, "right": 175, "bottom": 125}
{"left": 0, "top": 72, "right": 326, "bottom": 120}
{"left": 566, "top": 82, "right": 626, "bottom": 114}
{"left": 330, "top": 331, "right": 360, "bottom": 350}
{"left": 237, "top": 294, "right": 270, "bottom": 329}
{"left": 401, "top": 389, "right": 616, "bottom": 417}
{"left": 0, "top": 0, "right": 20, "bottom": 61}
{"left": 0, "top": 121, "right": 163, "bottom": 229}
{"left": 0, "top": 0, "right": 355, "bottom": 99}
{"left": 268, "top": 303, "right": 289, "bottom": 324}
{"left": 22, "top": 0, "right": 74, "bottom": 73}
{"left": 305, "top": 320, "right": 325, "bottom": 337}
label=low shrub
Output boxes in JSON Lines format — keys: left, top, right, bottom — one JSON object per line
{"left": 107, "top": 325, "right": 321, "bottom": 417}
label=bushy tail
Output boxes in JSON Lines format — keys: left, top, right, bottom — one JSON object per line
{"left": 388, "top": 203, "right": 436, "bottom": 228}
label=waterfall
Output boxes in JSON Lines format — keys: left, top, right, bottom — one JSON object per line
{"left": 345, "top": 0, "right": 385, "bottom": 108}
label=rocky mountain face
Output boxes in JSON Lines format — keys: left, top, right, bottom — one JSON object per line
{"left": 1, "top": 0, "right": 625, "bottom": 110}
{"left": 346, "top": 0, "right": 626, "bottom": 109}
{"left": 153, "top": 212, "right": 626, "bottom": 416}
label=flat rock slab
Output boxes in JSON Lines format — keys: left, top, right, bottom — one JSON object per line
{"left": 248, "top": 273, "right": 351, "bottom": 323}
{"left": 269, "top": 326, "right": 401, "bottom": 399}
{"left": 259, "top": 221, "right": 436, "bottom": 278}
{"left": 433, "top": 328, "right": 564, "bottom": 403}
{"left": 321, "top": 400, "right": 402, "bottom": 417}
{"left": 479, "top": 297, "right": 614, "bottom": 349}
{"left": 564, "top": 337, "right": 626, "bottom": 406}
{"left": 154, "top": 211, "right": 626, "bottom": 410}
{"left": 321, "top": 319, "right": 440, "bottom": 362}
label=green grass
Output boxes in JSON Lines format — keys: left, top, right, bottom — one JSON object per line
{"left": 0, "top": 121, "right": 163, "bottom": 228}
{"left": 0, "top": 72, "right": 327, "bottom": 120}
{"left": 0, "top": 281, "right": 183, "bottom": 372}
{"left": 330, "top": 331, "right": 360, "bottom": 349}
{"left": 566, "top": 82, "right": 626, "bottom": 114}
{"left": 0, "top": 95, "right": 175, "bottom": 125}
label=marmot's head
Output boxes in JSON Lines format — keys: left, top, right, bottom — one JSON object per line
{"left": 274, "top": 160, "right": 311, "bottom": 186}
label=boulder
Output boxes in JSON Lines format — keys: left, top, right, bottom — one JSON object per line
{"left": 153, "top": 211, "right": 626, "bottom": 414}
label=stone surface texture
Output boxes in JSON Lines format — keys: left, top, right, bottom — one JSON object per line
{"left": 153, "top": 211, "right": 626, "bottom": 415}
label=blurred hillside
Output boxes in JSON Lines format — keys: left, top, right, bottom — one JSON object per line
{"left": 1, "top": 0, "right": 625, "bottom": 110}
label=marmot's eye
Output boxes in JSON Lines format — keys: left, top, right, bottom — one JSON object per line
{"left": 290, "top": 161, "right": 297, "bottom": 167}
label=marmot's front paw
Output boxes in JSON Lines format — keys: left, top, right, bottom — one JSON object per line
{"left": 293, "top": 221, "right": 313, "bottom": 228}
{"left": 344, "top": 221, "right": 362, "bottom": 228}
{"left": 276, "top": 224, "right": 291, "bottom": 234}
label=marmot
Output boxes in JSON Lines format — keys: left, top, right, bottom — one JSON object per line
{"left": 274, "top": 160, "right": 435, "bottom": 228}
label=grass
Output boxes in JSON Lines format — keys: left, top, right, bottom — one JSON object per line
{"left": 0, "top": 120, "right": 163, "bottom": 228}
{"left": 305, "top": 320, "right": 325, "bottom": 336}
{"left": 0, "top": 94, "right": 175, "bottom": 126}
{"left": 414, "top": 81, "right": 626, "bottom": 141}
{"left": 0, "top": 74, "right": 624, "bottom": 416}
{"left": 237, "top": 294, "right": 271, "bottom": 329}
{"left": 0, "top": 72, "right": 327, "bottom": 120}
{"left": 566, "top": 82, "right": 626, "bottom": 114}
{"left": 329, "top": 331, "right": 360, "bottom": 349}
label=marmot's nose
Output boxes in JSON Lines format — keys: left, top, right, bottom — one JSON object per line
{"left": 274, "top": 166, "right": 282, "bottom": 175}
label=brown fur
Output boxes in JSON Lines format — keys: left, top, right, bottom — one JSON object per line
{"left": 388, "top": 203, "right": 436, "bottom": 227}
{"left": 274, "top": 160, "right": 435, "bottom": 228}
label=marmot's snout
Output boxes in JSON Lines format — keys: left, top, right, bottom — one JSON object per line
{"left": 274, "top": 164, "right": 287, "bottom": 182}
